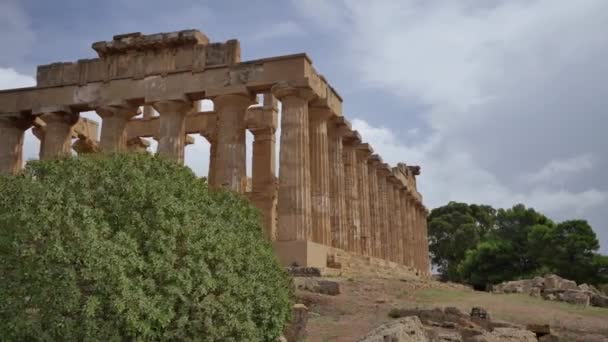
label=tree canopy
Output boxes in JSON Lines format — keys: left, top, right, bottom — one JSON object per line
{"left": 0, "top": 153, "right": 293, "bottom": 341}
{"left": 428, "top": 201, "right": 606, "bottom": 289}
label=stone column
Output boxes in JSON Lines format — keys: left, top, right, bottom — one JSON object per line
{"left": 247, "top": 93, "right": 279, "bottom": 241}
{"left": 377, "top": 164, "right": 392, "bottom": 261}
{"left": 413, "top": 202, "right": 422, "bottom": 273}
{"left": 309, "top": 106, "right": 332, "bottom": 246}
{"left": 39, "top": 109, "right": 79, "bottom": 160}
{"left": 212, "top": 93, "right": 253, "bottom": 192}
{"left": 397, "top": 185, "right": 409, "bottom": 266}
{"left": 328, "top": 117, "right": 350, "bottom": 250}
{"left": 272, "top": 83, "right": 315, "bottom": 242}
{"left": 386, "top": 175, "right": 399, "bottom": 263}
{"left": 127, "top": 137, "right": 150, "bottom": 152}
{"left": 356, "top": 143, "right": 373, "bottom": 256}
{"left": 0, "top": 115, "right": 31, "bottom": 174}
{"left": 403, "top": 192, "right": 415, "bottom": 268}
{"left": 392, "top": 181, "right": 405, "bottom": 265}
{"left": 342, "top": 131, "right": 361, "bottom": 254}
{"left": 97, "top": 105, "right": 141, "bottom": 152}
{"left": 421, "top": 208, "right": 430, "bottom": 276}
{"left": 367, "top": 155, "right": 382, "bottom": 258}
{"left": 199, "top": 112, "right": 218, "bottom": 186}
{"left": 153, "top": 100, "right": 192, "bottom": 164}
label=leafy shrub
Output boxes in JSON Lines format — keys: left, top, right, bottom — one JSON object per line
{"left": 0, "top": 153, "right": 292, "bottom": 341}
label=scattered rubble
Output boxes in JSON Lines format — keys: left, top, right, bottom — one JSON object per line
{"left": 294, "top": 278, "right": 341, "bottom": 296}
{"left": 283, "top": 304, "right": 308, "bottom": 342}
{"left": 493, "top": 274, "right": 608, "bottom": 308}
{"left": 383, "top": 306, "right": 541, "bottom": 341}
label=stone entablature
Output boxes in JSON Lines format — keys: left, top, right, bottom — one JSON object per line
{"left": 0, "top": 29, "right": 430, "bottom": 276}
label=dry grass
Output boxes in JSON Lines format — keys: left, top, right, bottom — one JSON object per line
{"left": 301, "top": 277, "right": 608, "bottom": 341}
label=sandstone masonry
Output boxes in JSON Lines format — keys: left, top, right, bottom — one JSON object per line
{"left": 0, "top": 29, "right": 431, "bottom": 276}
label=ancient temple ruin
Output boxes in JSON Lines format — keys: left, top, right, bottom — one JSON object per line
{"left": 0, "top": 30, "right": 430, "bottom": 276}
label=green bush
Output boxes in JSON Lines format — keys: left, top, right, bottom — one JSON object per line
{"left": 0, "top": 153, "right": 293, "bottom": 341}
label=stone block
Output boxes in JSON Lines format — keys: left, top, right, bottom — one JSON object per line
{"left": 284, "top": 304, "right": 308, "bottom": 342}
{"left": 272, "top": 240, "right": 329, "bottom": 268}
{"left": 358, "top": 316, "right": 429, "bottom": 342}
{"left": 560, "top": 290, "right": 590, "bottom": 306}
{"left": 294, "top": 278, "right": 340, "bottom": 296}
{"left": 590, "top": 293, "right": 608, "bottom": 308}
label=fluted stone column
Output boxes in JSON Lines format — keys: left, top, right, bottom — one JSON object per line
{"left": 309, "top": 107, "right": 332, "bottom": 246}
{"left": 97, "top": 105, "right": 141, "bottom": 152}
{"left": 397, "top": 186, "right": 409, "bottom": 266}
{"left": 153, "top": 100, "right": 192, "bottom": 164}
{"left": 413, "top": 202, "right": 422, "bottom": 273}
{"left": 367, "top": 155, "right": 382, "bottom": 258}
{"left": 356, "top": 143, "right": 373, "bottom": 256}
{"left": 387, "top": 176, "right": 399, "bottom": 263}
{"left": 272, "top": 84, "right": 315, "bottom": 242}
{"left": 199, "top": 112, "right": 218, "bottom": 186}
{"left": 393, "top": 182, "right": 405, "bottom": 265}
{"left": 39, "top": 109, "right": 79, "bottom": 160}
{"left": 248, "top": 93, "right": 279, "bottom": 241}
{"left": 403, "top": 192, "right": 415, "bottom": 268}
{"left": 421, "top": 208, "right": 430, "bottom": 275}
{"left": 0, "top": 115, "right": 31, "bottom": 174}
{"left": 212, "top": 93, "right": 253, "bottom": 192}
{"left": 328, "top": 117, "right": 350, "bottom": 250}
{"left": 377, "top": 164, "right": 392, "bottom": 260}
{"left": 343, "top": 131, "right": 361, "bottom": 254}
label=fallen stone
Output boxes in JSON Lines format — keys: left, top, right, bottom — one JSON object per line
{"left": 470, "top": 307, "right": 492, "bottom": 321}
{"left": 529, "top": 287, "right": 541, "bottom": 298}
{"left": 538, "top": 335, "right": 559, "bottom": 342}
{"left": 358, "top": 316, "right": 429, "bottom": 342}
{"left": 544, "top": 274, "right": 578, "bottom": 291}
{"left": 283, "top": 304, "right": 308, "bottom": 342}
{"left": 287, "top": 267, "right": 322, "bottom": 277}
{"left": 526, "top": 324, "right": 551, "bottom": 336}
{"left": 491, "top": 328, "right": 538, "bottom": 341}
{"left": 560, "top": 290, "right": 590, "bottom": 306}
{"left": 294, "top": 278, "right": 340, "bottom": 296}
{"left": 590, "top": 293, "right": 608, "bottom": 308}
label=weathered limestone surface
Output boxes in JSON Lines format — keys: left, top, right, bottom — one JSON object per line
{"left": 343, "top": 131, "right": 361, "bottom": 254}
{"left": 309, "top": 107, "right": 332, "bottom": 246}
{"left": 38, "top": 109, "right": 79, "bottom": 160}
{"left": 356, "top": 143, "right": 373, "bottom": 256}
{"left": 153, "top": 100, "right": 192, "bottom": 163}
{"left": 328, "top": 117, "right": 350, "bottom": 250}
{"left": 97, "top": 105, "right": 140, "bottom": 152}
{"left": 273, "top": 83, "right": 315, "bottom": 242}
{"left": 0, "top": 116, "right": 31, "bottom": 174}
{"left": 0, "top": 28, "right": 430, "bottom": 273}
{"left": 247, "top": 93, "right": 278, "bottom": 240}
{"left": 367, "top": 155, "right": 382, "bottom": 258}
{"left": 212, "top": 93, "right": 252, "bottom": 192}
{"left": 377, "top": 164, "right": 392, "bottom": 260}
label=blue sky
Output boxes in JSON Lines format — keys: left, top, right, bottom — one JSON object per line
{"left": 1, "top": 0, "right": 607, "bottom": 252}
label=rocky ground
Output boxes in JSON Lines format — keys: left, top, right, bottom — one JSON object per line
{"left": 292, "top": 275, "right": 608, "bottom": 341}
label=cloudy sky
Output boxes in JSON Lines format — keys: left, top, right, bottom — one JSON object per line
{"left": 1, "top": 0, "right": 606, "bottom": 252}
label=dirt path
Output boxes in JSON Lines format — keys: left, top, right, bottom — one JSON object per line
{"left": 299, "top": 276, "right": 608, "bottom": 341}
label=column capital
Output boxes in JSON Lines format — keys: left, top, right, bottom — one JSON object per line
{"left": 39, "top": 110, "right": 79, "bottom": 126}
{"left": 96, "top": 105, "right": 141, "bottom": 119}
{"left": 246, "top": 105, "right": 278, "bottom": 134}
{"left": 271, "top": 82, "right": 316, "bottom": 102}
{"left": 355, "top": 143, "right": 374, "bottom": 159}
{"left": 153, "top": 100, "right": 194, "bottom": 115}
{"left": 378, "top": 163, "right": 392, "bottom": 177}
{"left": 0, "top": 114, "right": 34, "bottom": 130}
{"left": 368, "top": 154, "right": 383, "bottom": 166}
{"left": 342, "top": 130, "right": 361, "bottom": 146}
{"left": 309, "top": 106, "right": 333, "bottom": 122}
{"left": 329, "top": 116, "right": 351, "bottom": 137}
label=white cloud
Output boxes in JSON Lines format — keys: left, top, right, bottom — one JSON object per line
{"left": 297, "top": 0, "right": 608, "bottom": 251}
{"left": 522, "top": 154, "right": 595, "bottom": 185}
{"left": 251, "top": 21, "right": 306, "bottom": 41}
{"left": 0, "top": 67, "right": 35, "bottom": 89}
